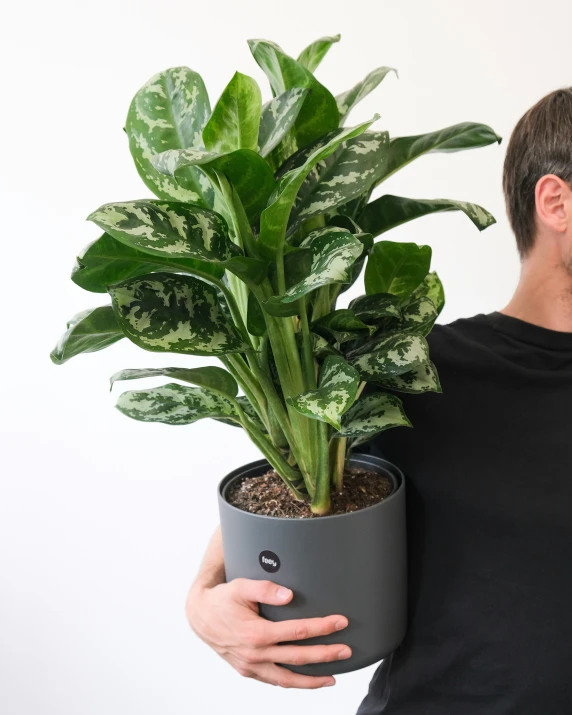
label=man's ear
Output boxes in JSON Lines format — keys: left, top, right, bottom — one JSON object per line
{"left": 535, "top": 174, "right": 571, "bottom": 234}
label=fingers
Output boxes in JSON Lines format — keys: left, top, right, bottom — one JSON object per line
{"left": 263, "top": 643, "right": 352, "bottom": 666}
{"left": 253, "top": 663, "right": 336, "bottom": 689}
{"left": 261, "top": 614, "right": 348, "bottom": 645}
{"left": 230, "top": 578, "right": 293, "bottom": 606}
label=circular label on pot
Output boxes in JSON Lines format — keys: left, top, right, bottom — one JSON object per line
{"left": 259, "top": 550, "right": 280, "bottom": 573}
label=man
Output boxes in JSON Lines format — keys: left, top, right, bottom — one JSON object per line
{"left": 186, "top": 88, "right": 572, "bottom": 713}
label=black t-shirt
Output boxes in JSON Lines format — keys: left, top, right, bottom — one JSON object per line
{"left": 357, "top": 312, "right": 572, "bottom": 715}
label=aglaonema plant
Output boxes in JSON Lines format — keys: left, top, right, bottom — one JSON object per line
{"left": 51, "top": 35, "right": 500, "bottom": 514}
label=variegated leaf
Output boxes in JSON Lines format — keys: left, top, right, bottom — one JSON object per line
{"left": 348, "top": 332, "right": 430, "bottom": 380}
{"left": 87, "top": 201, "right": 235, "bottom": 263}
{"left": 203, "top": 72, "right": 262, "bottom": 154}
{"left": 72, "top": 233, "right": 224, "bottom": 294}
{"left": 310, "top": 332, "right": 341, "bottom": 358}
{"left": 283, "top": 131, "right": 391, "bottom": 234}
{"left": 125, "top": 67, "right": 213, "bottom": 205}
{"left": 359, "top": 194, "right": 496, "bottom": 237}
{"left": 365, "top": 241, "right": 432, "bottom": 299}
{"left": 297, "top": 34, "right": 340, "bottom": 73}
{"left": 339, "top": 392, "right": 411, "bottom": 446}
{"left": 336, "top": 67, "right": 398, "bottom": 124}
{"left": 109, "top": 366, "right": 238, "bottom": 398}
{"left": 108, "top": 272, "right": 249, "bottom": 356}
{"left": 50, "top": 306, "right": 123, "bottom": 365}
{"left": 248, "top": 38, "right": 339, "bottom": 148}
{"left": 348, "top": 293, "right": 402, "bottom": 323}
{"left": 258, "top": 88, "right": 309, "bottom": 157}
{"left": 374, "top": 361, "right": 442, "bottom": 394}
{"left": 312, "top": 309, "right": 374, "bottom": 344}
{"left": 152, "top": 147, "right": 274, "bottom": 222}
{"left": 258, "top": 116, "right": 379, "bottom": 258}
{"left": 377, "top": 122, "right": 502, "bottom": 185}
{"left": 288, "top": 355, "right": 360, "bottom": 430}
{"left": 263, "top": 228, "right": 364, "bottom": 316}
{"left": 398, "top": 297, "right": 439, "bottom": 336}
{"left": 406, "top": 271, "right": 445, "bottom": 315}
{"left": 116, "top": 383, "right": 237, "bottom": 426}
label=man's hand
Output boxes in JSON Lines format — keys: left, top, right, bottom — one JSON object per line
{"left": 186, "top": 528, "right": 351, "bottom": 688}
{"left": 187, "top": 578, "right": 351, "bottom": 688}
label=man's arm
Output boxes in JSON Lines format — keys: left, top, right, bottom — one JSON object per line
{"left": 186, "top": 527, "right": 351, "bottom": 688}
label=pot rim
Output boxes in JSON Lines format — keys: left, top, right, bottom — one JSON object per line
{"left": 218, "top": 453, "right": 405, "bottom": 523}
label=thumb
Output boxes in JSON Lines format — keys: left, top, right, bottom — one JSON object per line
{"left": 230, "top": 578, "right": 293, "bottom": 606}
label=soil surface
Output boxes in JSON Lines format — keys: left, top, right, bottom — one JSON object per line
{"left": 226, "top": 467, "right": 394, "bottom": 518}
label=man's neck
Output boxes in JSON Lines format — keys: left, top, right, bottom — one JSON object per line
{"left": 501, "top": 248, "right": 572, "bottom": 333}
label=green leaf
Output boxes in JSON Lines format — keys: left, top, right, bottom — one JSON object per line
{"left": 224, "top": 256, "right": 269, "bottom": 287}
{"left": 365, "top": 241, "right": 432, "bottom": 299}
{"left": 87, "top": 200, "right": 236, "bottom": 263}
{"left": 125, "top": 67, "right": 212, "bottom": 205}
{"left": 263, "top": 228, "right": 364, "bottom": 316}
{"left": 339, "top": 392, "right": 411, "bottom": 446}
{"left": 116, "top": 383, "right": 237, "bottom": 426}
{"left": 348, "top": 332, "right": 430, "bottom": 380}
{"left": 280, "top": 130, "right": 390, "bottom": 234}
{"left": 203, "top": 72, "right": 262, "bottom": 154}
{"left": 258, "top": 88, "right": 309, "bottom": 158}
{"left": 72, "top": 233, "right": 224, "bottom": 294}
{"left": 398, "top": 297, "right": 439, "bottom": 336}
{"left": 312, "top": 309, "right": 374, "bottom": 344}
{"left": 377, "top": 122, "right": 502, "bottom": 185}
{"left": 108, "top": 272, "right": 249, "bottom": 356}
{"left": 248, "top": 39, "right": 339, "bottom": 147}
{"left": 373, "top": 361, "right": 442, "bottom": 394}
{"left": 109, "top": 366, "right": 238, "bottom": 398}
{"left": 359, "top": 194, "right": 496, "bottom": 237}
{"left": 288, "top": 355, "right": 360, "bottom": 430}
{"left": 348, "top": 293, "right": 402, "bottom": 323}
{"left": 247, "top": 292, "right": 267, "bottom": 337}
{"left": 406, "top": 271, "right": 445, "bottom": 315}
{"left": 152, "top": 147, "right": 274, "bottom": 222}
{"left": 50, "top": 306, "right": 123, "bottom": 365}
{"left": 297, "top": 34, "right": 340, "bottom": 73}
{"left": 259, "top": 116, "right": 379, "bottom": 258}
{"left": 336, "top": 67, "right": 398, "bottom": 124}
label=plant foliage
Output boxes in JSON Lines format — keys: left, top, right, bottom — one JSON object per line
{"left": 52, "top": 35, "right": 500, "bottom": 513}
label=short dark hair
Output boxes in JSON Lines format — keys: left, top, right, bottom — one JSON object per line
{"left": 502, "top": 87, "right": 572, "bottom": 258}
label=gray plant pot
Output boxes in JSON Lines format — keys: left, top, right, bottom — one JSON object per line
{"left": 218, "top": 453, "right": 407, "bottom": 676}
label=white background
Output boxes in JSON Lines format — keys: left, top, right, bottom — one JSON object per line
{"left": 2, "top": 1, "right": 570, "bottom": 713}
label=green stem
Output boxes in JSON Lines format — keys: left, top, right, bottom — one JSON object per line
{"left": 330, "top": 436, "right": 348, "bottom": 493}
{"left": 298, "top": 298, "right": 317, "bottom": 389}
{"left": 311, "top": 420, "right": 331, "bottom": 514}
{"left": 221, "top": 355, "right": 268, "bottom": 429}
{"left": 234, "top": 402, "right": 306, "bottom": 501}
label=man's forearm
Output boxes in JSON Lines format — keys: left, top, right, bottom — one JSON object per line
{"left": 193, "top": 526, "right": 225, "bottom": 590}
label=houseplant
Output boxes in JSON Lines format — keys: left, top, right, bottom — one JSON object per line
{"left": 51, "top": 35, "right": 499, "bottom": 675}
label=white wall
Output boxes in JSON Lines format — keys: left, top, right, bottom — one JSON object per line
{"left": 2, "top": 1, "right": 570, "bottom": 713}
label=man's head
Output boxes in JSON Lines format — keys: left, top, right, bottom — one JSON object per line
{"left": 503, "top": 88, "right": 572, "bottom": 268}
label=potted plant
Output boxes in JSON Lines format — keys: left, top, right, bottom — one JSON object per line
{"left": 51, "top": 35, "right": 499, "bottom": 676}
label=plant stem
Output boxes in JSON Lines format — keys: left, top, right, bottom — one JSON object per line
{"left": 233, "top": 401, "right": 306, "bottom": 501}
{"left": 221, "top": 355, "right": 269, "bottom": 429}
{"left": 330, "top": 436, "right": 348, "bottom": 493}
{"left": 311, "top": 420, "right": 331, "bottom": 514}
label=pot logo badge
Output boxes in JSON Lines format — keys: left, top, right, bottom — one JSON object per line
{"left": 259, "top": 550, "right": 280, "bottom": 573}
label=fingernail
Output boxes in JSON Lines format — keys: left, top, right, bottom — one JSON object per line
{"left": 325, "top": 678, "right": 336, "bottom": 687}
{"left": 276, "top": 587, "right": 291, "bottom": 601}
{"left": 335, "top": 619, "right": 347, "bottom": 631}
{"left": 337, "top": 647, "right": 351, "bottom": 660}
